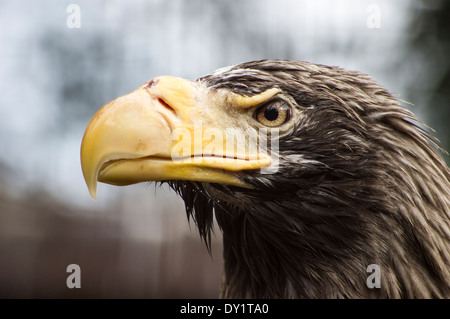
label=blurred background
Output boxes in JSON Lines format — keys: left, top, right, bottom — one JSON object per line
{"left": 0, "top": 0, "right": 448, "bottom": 298}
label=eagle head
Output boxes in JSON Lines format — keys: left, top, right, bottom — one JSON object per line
{"left": 81, "top": 60, "right": 450, "bottom": 298}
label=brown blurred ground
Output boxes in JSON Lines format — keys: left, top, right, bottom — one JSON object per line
{"left": 0, "top": 178, "right": 223, "bottom": 298}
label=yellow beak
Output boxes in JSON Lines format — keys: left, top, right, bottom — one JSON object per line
{"left": 80, "top": 76, "right": 271, "bottom": 199}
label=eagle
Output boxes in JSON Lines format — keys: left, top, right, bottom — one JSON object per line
{"left": 80, "top": 59, "right": 450, "bottom": 298}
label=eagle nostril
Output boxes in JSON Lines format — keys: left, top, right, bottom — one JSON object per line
{"left": 157, "top": 98, "right": 177, "bottom": 118}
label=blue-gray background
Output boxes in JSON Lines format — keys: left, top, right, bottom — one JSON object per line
{"left": 0, "top": 0, "right": 448, "bottom": 297}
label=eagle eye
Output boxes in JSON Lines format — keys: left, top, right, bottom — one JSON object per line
{"left": 255, "top": 100, "right": 291, "bottom": 127}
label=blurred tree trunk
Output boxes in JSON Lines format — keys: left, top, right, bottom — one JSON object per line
{"left": 407, "top": 1, "right": 450, "bottom": 164}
